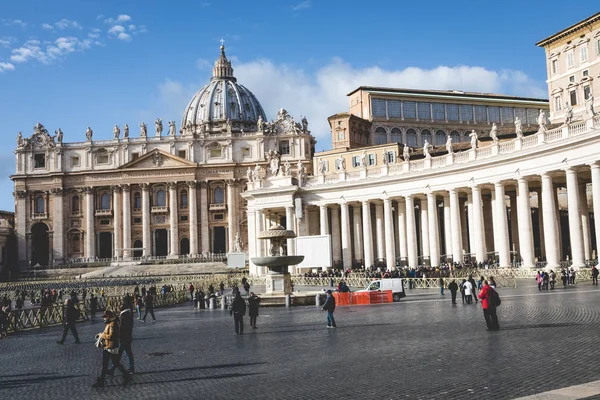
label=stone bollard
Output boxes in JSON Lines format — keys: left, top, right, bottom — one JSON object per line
{"left": 221, "top": 296, "right": 227, "bottom": 310}
{"left": 285, "top": 294, "right": 291, "bottom": 307}
{"left": 209, "top": 297, "right": 215, "bottom": 309}
{"left": 315, "top": 293, "right": 322, "bottom": 307}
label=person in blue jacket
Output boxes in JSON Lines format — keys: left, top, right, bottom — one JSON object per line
{"left": 322, "top": 290, "right": 336, "bottom": 328}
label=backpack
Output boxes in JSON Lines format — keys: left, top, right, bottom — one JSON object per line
{"left": 488, "top": 289, "right": 501, "bottom": 308}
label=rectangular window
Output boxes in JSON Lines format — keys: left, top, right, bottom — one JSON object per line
{"left": 566, "top": 50, "right": 574, "bottom": 68}
{"left": 581, "top": 45, "right": 588, "bottom": 62}
{"left": 279, "top": 140, "right": 290, "bottom": 155}
{"left": 386, "top": 151, "right": 395, "bottom": 164}
{"left": 131, "top": 152, "right": 140, "bottom": 161}
{"left": 242, "top": 147, "right": 251, "bottom": 157}
{"left": 474, "top": 105, "right": 487, "bottom": 122}
{"left": 432, "top": 103, "right": 445, "bottom": 121}
{"left": 352, "top": 156, "right": 360, "bottom": 168}
{"left": 446, "top": 104, "right": 459, "bottom": 121}
{"left": 488, "top": 107, "right": 500, "bottom": 123}
{"left": 210, "top": 148, "right": 222, "bottom": 158}
{"left": 180, "top": 215, "right": 188, "bottom": 222}
{"left": 501, "top": 107, "right": 514, "bottom": 123}
{"left": 402, "top": 101, "right": 416, "bottom": 119}
{"left": 554, "top": 96, "right": 562, "bottom": 111}
{"left": 100, "top": 219, "right": 110, "bottom": 225}
{"left": 583, "top": 70, "right": 589, "bottom": 77}
{"left": 570, "top": 90, "right": 578, "bottom": 106}
{"left": 71, "top": 156, "right": 80, "bottom": 167}
{"left": 527, "top": 108, "right": 538, "bottom": 125}
{"left": 551, "top": 59, "right": 558, "bottom": 75}
{"left": 337, "top": 130, "right": 345, "bottom": 141}
{"left": 134, "top": 217, "right": 142, "bottom": 224}
{"left": 334, "top": 158, "right": 343, "bottom": 171}
{"left": 569, "top": 75, "right": 575, "bottom": 82}
{"left": 371, "top": 98, "right": 386, "bottom": 117}
{"left": 178, "top": 150, "right": 187, "bottom": 159}
{"left": 417, "top": 102, "right": 431, "bottom": 120}
{"left": 460, "top": 104, "right": 473, "bottom": 122}
{"left": 368, "top": 154, "right": 376, "bottom": 166}
{"left": 514, "top": 108, "right": 527, "bottom": 124}
{"left": 584, "top": 85, "right": 591, "bottom": 100}
{"left": 34, "top": 154, "right": 45, "bottom": 169}
{"left": 387, "top": 100, "right": 401, "bottom": 117}
{"left": 213, "top": 213, "right": 224, "bottom": 221}
{"left": 97, "top": 154, "right": 109, "bottom": 164}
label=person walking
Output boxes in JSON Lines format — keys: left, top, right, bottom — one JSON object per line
{"left": 92, "top": 310, "right": 131, "bottom": 388}
{"left": 107, "top": 303, "right": 135, "bottom": 375}
{"left": 230, "top": 292, "right": 246, "bottom": 335}
{"left": 459, "top": 279, "right": 466, "bottom": 304}
{"left": 468, "top": 275, "right": 478, "bottom": 304}
{"left": 248, "top": 292, "right": 260, "bottom": 329}
{"left": 592, "top": 265, "right": 599, "bottom": 286}
{"left": 478, "top": 280, "right": 499, "bottom": 331}
{"left": 536, "top": 271, "right": 543, "bottom": 291}
{"left": 549, "top": 270, "right": 556, "bottom": 290}
{"left": 448, "top": 280, "right": 458, "bottom": 304}
{"left": 141, "top": 292, "right": 156, "bottom": 323}
{"left": 463, "top": 279, "right": 474, "bottom": 304}
{"left": 439, "top": 277, "right": 445, "bottom": 296}
{"left": 90, "top": 294, "right": 98, "bottom": 320}
{"left": 322, "top": 290, "right": 337, "bottom": 328}
{"left": 57, "top": 299, "right": 81, "bottom": 344}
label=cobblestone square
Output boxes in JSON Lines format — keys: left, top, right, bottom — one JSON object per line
{"left": 2, "top": 284, "right": 600, "bottom": 399}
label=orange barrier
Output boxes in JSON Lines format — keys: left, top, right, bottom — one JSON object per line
{"left": 333, "top": 290, "right": 393, "bottom": 306}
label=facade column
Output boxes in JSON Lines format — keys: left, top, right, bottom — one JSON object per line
{"left": 565, "top": 168, "right": 585, "bottom": 267}
{"left": 122, "top": 185, "right": 131, "bottom": 258}
{"left": 16, "top": 190, "right": 27, "bottom": 265}
{"left": 537, "top": 189, "right": 545, "bottom": 259}
{"left": 286, "top": 206, "right": 296, "bottom": 256}
{"left": 330, "top": 206, "right": 341, "bottom": 263}
{"left": 352, "top": 205, "right": 363, "bottom": 262}
{"left": 188, "top": 181, "right": 199, "bottom": 256}
{"left": 254, "top": 209, "right": 264, "bottom": 274}
{"left": 397, "top": 199, "right": 408, "bottom": 265}
{"left": 509, "top": 192, "right": 520, "bottom": 254}
{"left": 199, "top": 182, "right": 209, "bottom": 253}
{"left": 375, "top": 202, "right": 385, "bottom": 260}
{"left": 383, "top": 197, "right": 396, "bottom": 270}
{"left": 494, "top": 182, "right": 511, "bottom": 267}
{"left": 141, "top": 183, "right": 151, "bottom": 257}
{"left": 517, "top": 178, "right": 535, "bottom": 268}
{"left": 449, "top": 189, "right": 463, "bottom": 263}
{"left": 483, "top": 193, "right": 495, "bottom": 256}
{"left": 405, "top": 195, "right": 418, "bottom": 268}
{"left": 340, "top": 202, "right": 352, "bottom": 268}
{"left": 471, "top": 186, "right": 486, "bottom": 263}
{"left": 443, "top": 194, "right": 452, "bottom": 262}
{"left": 319, "top": 205, "right": 329, "bottom": 235}
{"left": 491, "top": 191, "right": 499, "bottom": 255}
{"left": 590, "top": 163, "right": 600, "bottom": 260}
{"left": 227, "top": 181, "right": 237, "bottom": 253}
{"left": 466, "top": 193, "right": 475, "bottom": 262}
{"left": 84, "top": 187, "right": 95, "bottom": 259}
{"left": 541, "top": 173, "right": 560, "bottom": 268}
{"left": 52, "top": 188, "right": 65, "bottom": 263}
{"left": 579, "top": 183, "right": 591, "bottom": 260}
{"left": 459, "top": 197, "right": 469, "bottom": 254}
{"left": 112, "top": 186, "right": 122, "bottom": 259}
{"left": 427, "top": 193, "right": 440, "bottom": 267}
{"left": 554, "top": 184, "right": 563, "bottom": 261}
{"left": 247, "top": 209, "right": 257, "bottom": 274}
{"left": 361, "top": 200, "right": 374, "bottom": 269}
{"left": 419, "top": 198, "right": 430, "bottom": 265}
{"left": 168, "top": 182, "right": 178, "bottom": 257}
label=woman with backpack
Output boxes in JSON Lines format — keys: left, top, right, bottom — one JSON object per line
{"left": 478, "top": 280, "right": 500, "bottom": 331}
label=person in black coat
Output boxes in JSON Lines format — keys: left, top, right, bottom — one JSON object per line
{"left": 90, "top": 294, "right": 98, "bottom": 320}
{"left": 248, "top": 292, "right": 260, "bottom": 329}
{"left": 108, "top": 303, "right": 135, "bottom": 375}
{"left": 230, "top": 292, "right": 246, "bottom": 335}
{"left": 57, "top": 299, "right": 81, "bottom": 344}
{"left": 322, "top": 290, "right": 336, "bottom": 328}
{"left": 448, "top": 280, "right": 459, "bottom": 304}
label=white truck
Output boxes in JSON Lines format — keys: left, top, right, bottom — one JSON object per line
{"left": 359, "top": 278, "right": 406, "bottom": 302}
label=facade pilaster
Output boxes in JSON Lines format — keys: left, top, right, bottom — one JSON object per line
{"left": 16, "top": 190, "right": 27, "bottom": 265}
{"left": 375, "top": 202, "right": 385, "bottom": 260}
{"left": 590, "top": 163, "right": 600, "bottom": 260}
{"left": 427, "top": 193, "right": 440, "bottom": 267}
{"left": 227, "top": 181, "right": 237, "bottom": 253}
{"left": 517, "top": 178, "right": 535, "bottom": 268}
{"left": 84, "top": 187, "right": 95, "bottom": 259}
{"left": 541, "top": 174, "right": 560, "bottom": 268}
{"left": 361, "top": 200, "right": 374, "bottom": 268}
{"left": 168, "top": 182, "right": 178, "bottom": 257}
{"left": 51, "top": 188, "right": 65, "bottom": 263}
{"left": 471, "top": 186, "right": 486, "bottom": 263}
{"left": 188, "top": 181, "right": 199, "bottom": 256}
{"left": 405, "top": 195, "right": 418, "bottom": 268}
{"left": 383, "top": 197, "right": 396, "bottom": 270}
{"left": 122, "top": 185, "right": 131, "bottom": 258}
{"left": 565, "top": 168, "right": 585, "bottom": 267}
{"left": 494, "top": 182, "right": 510, "bottom": 267}
{"left": 112, "top": 186, "right": 122, "bottom": 259}
{"left": 141, "top": 183, "right": 150, "bottom": 257}
{"left": 199, "top": 181, "right": 209, "bottom": 253}
{"left": 352, "top": 205, "right": 363, "bottom": 261}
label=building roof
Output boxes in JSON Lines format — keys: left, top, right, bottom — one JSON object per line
{"left": 536, "top": 12, "right": 600, "bottom": 47}
{"left": 346, "top": 86, "right": 548, "bottom": 103}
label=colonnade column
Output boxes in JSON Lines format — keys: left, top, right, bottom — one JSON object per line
{"left": 199, "top": 182, "right": 209, "bottom": 253}
{"left": 85, "top": 187, "right": 95, "bottom": 259}
{"left": 420, "top": 198, "right": 430, "bottom": 266}
{"left": 509, "top": 193, "right": 519, "bottom": 254}
{"left": 449, "top": 189, "right": 463, "bottom": 263}
{"left": 188, "top": 181, "right": 199, "bottom": 256}
{"left": 579, "top": 183, "right": 591, "bottom": 260}
{"left": 247, "top": 210, "right": 257, "bottom": 274}
{"left": 466, "top": 193, "right": 475, "bottom": 262}
{"left": 254, "top": 209, "right": 264, "bottom": 274}
{"left": 362, "top": 201, "right": 374, "bottom": 269}
{"left": 52, "top": 188, "right": 65, "bottom": 263}
{"left": 590, "top": 163, "right": 600, "bottom": 259}
{"left": 319, "top": 205, "right": 329, "bottom": 235}
{"left": 427, "top": 193, "right": 440, "bottom": 267}
{"left": 405, "top": 195, "right": 418, "bottom": 268}
{"left": 168, "top": 182, "right": 178, "bottom": 257}
{"left": 375, "top": 203, "right": 385, "bottom": 260}
{"left": 122, "top": 185, "right": 131, "bottom": 258}
{"left": 397, "top": 199, "right": 408, "bottom": 265}
{"left": 443, "top": 194, "right": 452, "bottom": 262}
{"left": 227, "top": 181, "right": 237, "bottom": 253}
{"left": 286, "top": 206, "right": 295, "bottom": 256}
{"left": 471, "top": 186, "right": 486, "bottom": 262}
{"left": 113, "top": 186, "right": 122, "bottom": 259}
{"left": 383, "top": 197, "right": 396, "bottom": 269}
{"left": 516, "top": 178, "right": 535, "bottom": 268}
{"left": 330, "top": 206, "right": 341, "bottom": 263}
{"left": 565, "top": 168, "right": 585, "bottom": 267}
{"left": 340, "top": 202, "right": 352, "bottom": 268}
{"left": 541, "top": 173, "right": 560, "bottom": 268}
{"left": 494, "top": 182, "right": 510, "bottom": 267}
{"left": 141, "top": 183, "right": 150, "bottom": 257}
{"left": 352, "top": 206, "right": 363, "bottom": 262}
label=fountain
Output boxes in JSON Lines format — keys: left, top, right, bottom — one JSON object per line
{"left": 251, "top": 224, "right": 304, "bottom": 296}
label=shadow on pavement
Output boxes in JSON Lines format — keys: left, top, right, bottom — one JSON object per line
{"left": 0, "top": 374, "right": 88, "bottom": 389}
{"left": 134, "top": 362, "right": 267, "bottom": 376}
{"left": 500, "top": 322, "right": 581, "bottom": 330}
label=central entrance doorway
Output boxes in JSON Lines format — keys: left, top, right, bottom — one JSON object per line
{"left": 98, "top": 232, "right": 113, "bottom": 259}
{"left": 212, "top": 226, "right": 226, "bottom": 253}
{"left": 154, "top": 229, "right": 168, "bottom": 256}
{"left": 31, "top": 222, "right": 49, "bottom": 266}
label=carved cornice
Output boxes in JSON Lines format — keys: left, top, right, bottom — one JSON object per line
{"left": 167, "top": 181, "right": 178, "bottom": 190}
{"left": 82, "top": 186, "right": 93, "bottom": 194}
{"left": 121, "top": 184, "right": 131, "bottom": 192}
{"left": 50, "top": 188, "right": 64, "bottom": 196}
{"left": 140, "top": 183, "right": 149, "bottom": 190}
{"left": 16, "top": 190, "right": 27, "bottom": 199}
{"left": 110, "top": 185, "right": 121, "bottom": 193}
{"left": 199, "top": 181, "right": 208, "bottom": 189}
{"left": 187, "top": 180, "right": 198, "bottom": 189}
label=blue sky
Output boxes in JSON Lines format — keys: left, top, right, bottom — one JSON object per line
{"left": 0, "top": 0, "right": 598, "bottom": 211}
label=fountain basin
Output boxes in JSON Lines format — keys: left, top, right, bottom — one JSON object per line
{"left": 252, "top": 256, "right": 305, "bottom": 271}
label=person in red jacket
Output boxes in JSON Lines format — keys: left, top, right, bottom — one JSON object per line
{"left": 478, "top": 280, "right": 499, "bottom": 331}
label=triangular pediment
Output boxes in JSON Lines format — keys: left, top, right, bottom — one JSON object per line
{"left": 120, "top": 149, "right": 196, "bottom": 170}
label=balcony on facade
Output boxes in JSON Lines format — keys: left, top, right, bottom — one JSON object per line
{"left": 95, "top": 209, "right": 113, "bottom": 216}
{"left": 209, "top": 203, "right": 226, "bottom": 211}
{"left": 151, "top": 206, "right": 169, "bottom": 213}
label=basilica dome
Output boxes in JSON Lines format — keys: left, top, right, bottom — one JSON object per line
{"left": 181, "top": 45, "right": 267, "bottom": 133}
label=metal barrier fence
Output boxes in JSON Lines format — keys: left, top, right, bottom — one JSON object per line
{"left": 289, "top": 276, "right": 517, "bottom": 289}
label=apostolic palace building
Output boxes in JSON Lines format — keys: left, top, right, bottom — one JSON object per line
{"left": 9, "top": 12, "right": 600, "bottom": 276}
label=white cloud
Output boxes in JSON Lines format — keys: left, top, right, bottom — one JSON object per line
{"left": 88, "top": 32, "right": 100, "bottom": 39}
{"left": 108, "top": 25, "right": 125, "bottom": 35}
{"left": 3, "top": 19, "right": 27, "bottom": 27}
{"left": 54, "top": 19, "right": 82, "bottom": 30}
{"left": 0, "top": 62, "right": 15, "bottom": 72}
{"left": 105, "top": 16, "right": 144, "bottom": 39}
{"left": 0, "top": 38, "right": 13, "bottom": 48}
{"left": 117, "top": 32, "right": 132, "bottom": 41}
{"left": 117, "top": 15, "right": 131, "bottom": 23}
{"left": 10, "top": 36, "right": 101, "bottom": 65}
{"left": 292, "top": 1, "right": 311, "bottom": 11}
{"left": 41, "top": 23, "right": 54, "bottom": 30}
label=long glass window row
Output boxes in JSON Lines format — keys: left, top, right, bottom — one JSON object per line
{"left": 371, "top": 98, "right": 541, "bottom": 124}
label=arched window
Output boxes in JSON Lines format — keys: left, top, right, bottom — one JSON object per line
{"left": 374, "top": 127, "right": 387, "bottom": 145}
{"left": 133, "top": 192, "right": 141, "bottom": 210}
{"left": 434, "top": 130, "right": 446, "bottom": 145}
{"left": 406, "top": 129, "right": 417, "bottom": 147}
{"left": 421, "top": 129, "right": 432, "bottom": 146}
{"left": 71, "top": 195, "right": 80, "bottom": 213}
{"left": 390, "top": 128, "right": 402, "bottom": 143}
{"left": 35, "top": 196, "right": 45, "bottom": 214}
{"left": 450, "top": 131, "right": 460, "bottom": 143}
{"left": 214, "top": 187, "right": 224, "bottom": 204}
{"left": 100, "top": 193, "right": 110, "bottom": 210}
{"left": 180, "top": 190, "right": 188, "bottom": 208}
{"left": 133, "top": 240, "right": 143, "bottom": 258}
{"left": 156, "top": 190, "right": 166, "bottom": 207}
